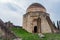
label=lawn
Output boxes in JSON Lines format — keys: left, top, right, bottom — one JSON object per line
{"left": 11, "top": 27, "right": 60, "bottom": 40}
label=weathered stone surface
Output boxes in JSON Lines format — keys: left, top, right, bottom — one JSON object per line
{"left": 4, "top": 21, "right": 14, "bottom": 29}
{"left": 23, "top": 3, "right": 59, "bottom": 33}
{"left": 0, "top": 19, "right": 17, "bottom": 40}
{"left": 38, "top": 33, "right": 45, "bottom": 38}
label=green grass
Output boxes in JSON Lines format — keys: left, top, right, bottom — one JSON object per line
{"left": 41, "top": 33, "right": 60, "bottom": 40}
{"left": 11, "top": 27, "right": 60, "bottom": 40}
{"left": 11, "top": 27, "right": 40, "bottom": 40}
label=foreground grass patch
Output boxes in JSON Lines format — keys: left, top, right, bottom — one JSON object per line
{"left": 11, "top": 27, "right": 40, "bottom": 40}
{"left": 11, "top": 27, "right": 60, "bottom": 40}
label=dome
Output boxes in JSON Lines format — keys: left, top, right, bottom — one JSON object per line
{"left": 27, "top": 3, "right": 46, "bottom": 13}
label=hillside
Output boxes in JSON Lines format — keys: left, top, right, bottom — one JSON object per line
{"left": 11, "top": 27, "right": 60, "bottom": 40}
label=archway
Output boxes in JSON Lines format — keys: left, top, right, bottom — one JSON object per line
{"left": 34, "top": 26, "right": 37, "bottom": 33}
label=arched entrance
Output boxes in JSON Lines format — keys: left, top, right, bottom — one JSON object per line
{"left": 34, "top": 26, "right": 37, "bottom": 33}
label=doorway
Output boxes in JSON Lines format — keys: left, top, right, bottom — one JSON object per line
{"left": 34, "top": 26, "right": 37, "bottom": 33}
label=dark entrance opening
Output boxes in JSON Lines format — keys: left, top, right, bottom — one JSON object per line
{"left": 34, "top": 26, "right": 37, "bottom": 33}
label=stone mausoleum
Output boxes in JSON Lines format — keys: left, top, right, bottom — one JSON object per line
{"left": 23, "top": 3, "right": 58, "bottom": 33}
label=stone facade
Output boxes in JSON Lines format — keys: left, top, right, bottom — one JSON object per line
{"left": 23, "top": 3, "right": 59, "bottom": 33}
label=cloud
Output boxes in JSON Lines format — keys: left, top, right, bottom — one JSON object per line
{"left": 0, "top": 0, "right": 60, "bottom": 26}
{"left": 0, "top": 0, "right": 12, "bottom": 3}
{"left": 7, "top": 3, "right": 18, "bottom": 11}
{"left": 45, "top": 0, "right": 60, "bottom": 3}
{"left": 0, "top": 3, "right": 24, "bottom": 26}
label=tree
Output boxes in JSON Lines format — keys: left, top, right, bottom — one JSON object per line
{"left": 58, "top": 21, "right": 60, "bottom": 29}
{"left": 57, "top": 20, "right": 60, "bottom": 30}
{"left": 53, "top": 21, "right": 56, "bottom": 28}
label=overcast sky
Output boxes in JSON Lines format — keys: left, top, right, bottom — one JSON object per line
{"left": 0, "top": 0, "right": 60, "bottom": 26}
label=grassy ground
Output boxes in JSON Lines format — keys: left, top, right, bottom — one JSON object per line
{"left": 43, "top": 33, "right": 60, "bottom": 40}
{"left": 11, "top": 27, "right": 60, "bottom": 40}
{"left": 11, "top": 27, "right": 39, "bottom": 40}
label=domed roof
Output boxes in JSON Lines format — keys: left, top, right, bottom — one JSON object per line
{"left": 28, "top": 3, "right": 45, "bottom": 9}
{"left": 27, "top": 3, "right": 46, "bottom": 13}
